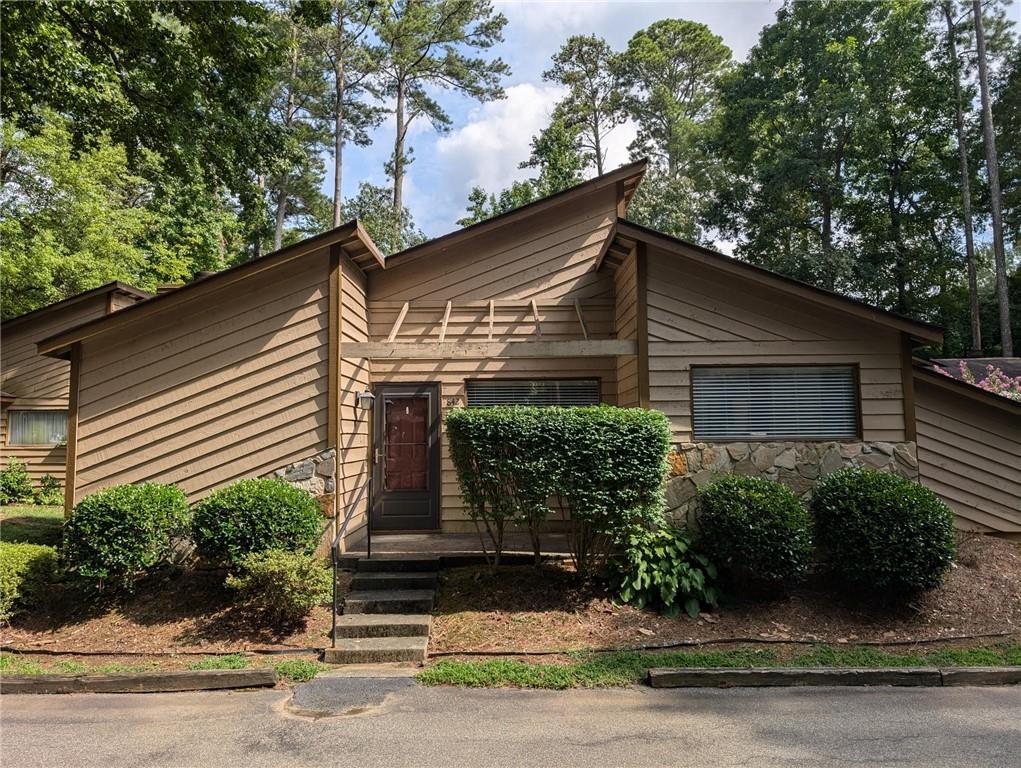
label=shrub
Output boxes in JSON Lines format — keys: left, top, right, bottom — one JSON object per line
{"left": 812, "top": 467, "right": 956, "bottom": 593}
{"left": 1, "top": 458, "right": 33, "bottom": 505}
{"left": 696, "top": 475, "right": 813, "bottom": 585}
{"left": 33, "top": 475, "right": 63, "bottom": 506}
{"left": 191, "top": 479, "right": 323, "bottom": 565}
{"left": 446, "top": 406, "right": 671, "bottom": 574}
{"left": 61, "top": 483, "right": 190, "bottom": 589}
{"left": 0, "top": 542, "right": 59, "bottom": 620}
{"left": 225, "top": 549, "right": 331, "bottom": 625}
{"left": 614, "top": 525, "right": 719, "bottom": 618}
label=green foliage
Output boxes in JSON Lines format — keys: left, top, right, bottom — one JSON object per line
{"left": 446, "top": 406, "right": 671, "bottom": 573}
{"left": 614, "top": 526, "right": 718, "bottom": 618}
{"left": 0, "top": 458, "right": 34, "bottom": 505}
{"left": 811, "top": 468, "right": 956, "bottom": 594}
{"left": 225, "top": 549, "right": 331, "bottom": 626}
{"left": 0, "top": 542, "right": 59, "bottom": 621}
{"left": 696, "top": 475, "right": 813, "bottom": 585}
{"left": 342, "top": 181, "right": 426, "bottom": 255}
{"left": 274, "top": 658, "right": 324, "bottom": 682}
{"left": 191, "top": 479, "right": 324, "bottom": 566}
{"left": 34, "top": 475, "right": 63, "bottom": 507}
{"left": 188, "top": 653, "right": 250, "bottom": 671}
{"left": 996, "top": 43, "right": 1021, "bottom": 244}
{"left": 61, "top": 484, "right": 190, "bottom": 589}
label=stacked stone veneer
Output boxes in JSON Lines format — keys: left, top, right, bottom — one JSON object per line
{"left": 665, "top": 441, "right": 919, "bottom": 521}
{"left": 268, "top": 449, "right": 337, "bottom": 498}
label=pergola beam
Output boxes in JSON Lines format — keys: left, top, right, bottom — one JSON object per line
{"left": 387, "top": 302, "right": 410, "bottom": 342}
{"left": 345, "top": 339, "right": 636, "bottom": 359}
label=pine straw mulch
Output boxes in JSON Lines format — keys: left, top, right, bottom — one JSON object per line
{"left": 430, "top": 533, "right": 1021, "bottom": 654}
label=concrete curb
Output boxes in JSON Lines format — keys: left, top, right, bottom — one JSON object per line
{"left": 1, "top": 668, "right": 278, "bottom": 695}
{"left": 647, "top": 667, "right": 1021, "bottom": 688}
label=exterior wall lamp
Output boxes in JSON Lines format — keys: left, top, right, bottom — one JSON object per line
{"left": 356, "top": 391, "right": 376, "bottom": 411}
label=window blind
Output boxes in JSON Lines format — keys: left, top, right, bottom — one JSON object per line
{"left": 466, "top": 379, "right": 600, "bottom": 408}
{"left": 8, "top": 410, "right": 67, "bottom": 445}
{"left": 692, "top": 366, "right": 858, "bottom": 440}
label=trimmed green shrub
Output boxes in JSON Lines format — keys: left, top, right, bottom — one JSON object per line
{"left": 696, "top": 475, "right": 813, "bottom": 585}
{"left": 614, "top": 525, "right": 719, "bottom": 618}
{"left": 191, "top": 479, "right": 323, "bottom": 565}
{"left": 0, "top": 542, "right": 58, "bottom": 620}
{"left": 446, "top": 406, "right": 671, "bottom": 574}
{"left": 1, "top": 458, "right": 33, "bottom": 505}
{"left": 225, "top": 549, "right": 331, "bottom": 625}
{"left": 812, "top": 467, "right": 956, "bottom": 593}
{"left": 33, "top": 475, "right": 63, "bottom": 506}
{"left": 61, "top": 483, "right": 190, "bottom": 589}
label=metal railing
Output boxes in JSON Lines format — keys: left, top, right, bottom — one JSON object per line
{"left": 331, "top": 476, "right": 371, "bottom": 649}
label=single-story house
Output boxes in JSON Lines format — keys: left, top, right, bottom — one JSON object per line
{"left": 1, "top": 283, "right": 150, "bottom": 489}
{"left": 35, "top": 161, "right": 1021, "bottom": 541}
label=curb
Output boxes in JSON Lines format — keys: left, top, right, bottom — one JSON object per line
{"left": 647, "top": 667, "right": 1021, "bottom": 688}
{"left": 1, "top": 668, "right": 278, "bottom": 695}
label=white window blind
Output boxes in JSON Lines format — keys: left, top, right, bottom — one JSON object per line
{"left": 466, "top": 379, "right": 600, "bottom": 408}
{"left": 8, "top": 410, "right": 67, "bottom": 445}
{"left": 692, "top": 366, "right": 858, "bottom": 440}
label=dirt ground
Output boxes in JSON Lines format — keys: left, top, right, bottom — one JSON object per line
{"left": 430, "top": 534, "right": 1021, "bottom": 653}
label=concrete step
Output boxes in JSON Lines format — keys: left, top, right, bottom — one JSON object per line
{"left": 344, "top": 589, "right": 435, "bottom": 614}
{"left": 332, "top": 613, "right": 432, "bottom": 639}
{"left": 323, "top": 636, "right": 428, "bottom": 664}
{"left": 356, "top": 556, "right": 440, "bottom": 573}
{"left": 350, "top": 572, "right": 438, "bottom": 591}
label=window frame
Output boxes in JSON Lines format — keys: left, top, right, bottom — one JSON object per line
{"left": 5, "top": 408, "right": 69, "bottom": 447}
{"left": 463, "top": 377, "right": 604, "bottom": 408}
{"left": 689, "top": 363, "right": 863, "bottom": 442}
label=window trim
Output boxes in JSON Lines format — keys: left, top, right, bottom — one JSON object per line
{"left": 464, "top": 377, "right": 604, "bottom": 408}
{"left": 689, "top": 363, "right": 863, "bottom": 443}
{"left": 5, "top": 407, "right": 70, "bottom": 447}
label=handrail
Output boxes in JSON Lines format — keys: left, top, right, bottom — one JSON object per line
{"left": 331, "top": 476, "right": 371, "bottom": 649}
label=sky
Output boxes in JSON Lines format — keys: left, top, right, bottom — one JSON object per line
{"left": 332, "top": 1, "right": 781, "bottom": 238}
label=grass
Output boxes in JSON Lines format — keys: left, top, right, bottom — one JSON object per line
{"left": 416, "top": 643, "right": 1021, "bottom": 689}
{"left": 273, "top": 658, "right": 324, "bottom": 683}
{"left": 0, "top": 654, "right": 159, "bottom": 676}
{"left": 0, "top": 505, "right": 64, "bottom": 546}
{"left": 187, "top": 653, "right": 250, "bottom": 671}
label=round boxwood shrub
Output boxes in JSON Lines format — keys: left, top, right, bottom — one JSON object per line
{"left": 191, "top": 479, "right": 323, "bottom": 565}
{"left": 696, "top": 475, "right": 813, "bottom": 585}
{"left": 62, "top": 483, "right": 190, "bottom": 589}
{"left": 225, "top": 549, "right": 331, "bottom": 626}
{"left": 812, "top": 467, "right": 955, "bottom": 593}
{"left": 0, "top": 542, "right": 59, "bottom": 620}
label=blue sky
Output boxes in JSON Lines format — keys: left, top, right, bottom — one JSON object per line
{"left": 332, "top": 1, "right": 788, "bottom": 239}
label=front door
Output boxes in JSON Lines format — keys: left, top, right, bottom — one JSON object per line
{"left": 371, "top": 383, "right": 440, "bottom": 531}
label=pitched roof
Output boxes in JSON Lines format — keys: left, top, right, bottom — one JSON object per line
{"left": 615, "top": 219, "right": 943, "bottom": 344}
{"left": 3, "top": 282, "right": 151, "bottom": 330}
{"left": 913, "top": 358, "right": 1021, "bottom": 414}
{"left": 37, "top": 221, "right": 381, "bottom": 358}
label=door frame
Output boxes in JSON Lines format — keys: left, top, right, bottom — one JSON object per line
{"left": 370, "top": 382, "right": 441, "bottom": 532}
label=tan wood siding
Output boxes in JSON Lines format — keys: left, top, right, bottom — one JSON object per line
{"left": 915, "top": 377, "right": 1021, "bottom": 535}
{"left": 73, "top": 251, "right": 333, "bottom": 503}
{"left": 645, "top": 246, "right": 907, "bottom": 443}
{"left": 614, "top": 249, "right": 639, "bottom": 407}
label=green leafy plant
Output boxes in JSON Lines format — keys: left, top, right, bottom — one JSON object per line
{"left": 225, "top": 549, "right": 331, "bottom": 626}
{"left": 191, "top": 479, "right": 323, "bottom": 566}
{"left": 33, "top": 474, "right": 63, "bottom": 506}
{"left": 61, "top": 483, "right": 190, "bottom": 589}
{"left": 1, "top": 458, "right": 34, "bottom": 505}
{"left": 696, "top": 475, "right": 813, "bottom": 586}
{"left": 0, "top": 541, "right": 58, "bottom": 620}
{"left": 811, "top": 467, "right": 956, "bottom": 593}
{"left": 188, "top": 653, "right": 249, "bottom": 671}
{"left": 274, "top": 658, "right": 323, "bottom": 683}
{"left": 614, "top": 525, "right": 719, "bottom": 618}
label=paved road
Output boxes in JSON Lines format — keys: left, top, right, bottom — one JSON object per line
{"left": 3, "top": 677, "right": 1020, "bottom": 767}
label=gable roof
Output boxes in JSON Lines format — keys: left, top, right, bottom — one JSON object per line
{"left": 38, "top": 221, "right": 381, "bottom": 358}
{"left": 913, "top": 358, "right": 1021, "bottom": 414}
{"left": 615, "top": 219, "right": 943, "bottom": 344}
{"left": 3, "top": 282, "right": 151, "bottom": 331}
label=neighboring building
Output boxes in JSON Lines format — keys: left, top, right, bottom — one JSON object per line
{"left": 2, "top": 283, "right": 150, "bottom": 490}
{"left": 37, "top": 162, "right": 1021, "bottom": 539}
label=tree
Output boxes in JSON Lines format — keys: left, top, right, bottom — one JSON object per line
{"left": 972, "top": 0, "right": 1013, "bottom": 354}
{"left": 617, "top": 19, "right": 732, "bottom": 240}
{"left": 542, "top": 35, "right": 626, "bottom": 175}
{"left": 374, "top": 0, "right": 509, "bottom": 219}
{"left": 342, "top": 181, "right": 425, "bottom": 255}
{"left": 994, "top": 43, "right": 1021, "bottom": 245}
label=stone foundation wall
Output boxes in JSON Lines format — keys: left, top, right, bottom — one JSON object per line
{"left": 665, "top": 441, "right": 919, "bottom": 521}
{"left": 267, "top": 449, "right": 337, "bottom": 501}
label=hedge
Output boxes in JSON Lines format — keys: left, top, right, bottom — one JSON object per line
{"left": 0, "top": 542, "right": 58, "bottom": 620}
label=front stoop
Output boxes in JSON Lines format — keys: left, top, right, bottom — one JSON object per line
{"left": 327, "top": 557, "right": 438, "bottom": 665}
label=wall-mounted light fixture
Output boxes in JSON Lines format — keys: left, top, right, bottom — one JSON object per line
{"left": 356, "top": 391, "right": 376, "bottom": 411}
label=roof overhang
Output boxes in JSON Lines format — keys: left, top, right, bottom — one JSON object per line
{"left": 4, "top": 282, "right": 151, "bottom": 331}
{"left": 616, "top": 219, "right": 944, "bottom": 345}
{"left": 913, "top": 360, "right": 1021, "bottom": 415}
{"left": 38, "top": 221, "right": 381, "bottom": 359}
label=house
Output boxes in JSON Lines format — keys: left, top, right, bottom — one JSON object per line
{"left": 2, "top": 283, "right": 150, "bottom": 490}
{"left": 36, "top": 162, "right": 1021, "bottom": 540}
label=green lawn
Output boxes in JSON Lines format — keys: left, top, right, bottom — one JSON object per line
{"left": 0, "top": 505, "right": 64, "bottom": 546}
{"left": 416, "top": 643, "right": 1021, "bottom": 689}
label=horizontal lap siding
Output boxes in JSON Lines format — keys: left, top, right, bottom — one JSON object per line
{"left": 915, "top": 378, "right": 1021, "bottom": 534}
{"left": 646, "top": 247, "right": 907, "bottom": 443}
{"left": 339, "top": 254, "right": 371, "bottom": 542}
{"left": 74, "top": 251, "right": 332, "bottom": 503}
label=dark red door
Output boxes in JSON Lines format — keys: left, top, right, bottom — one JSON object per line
{"left": 371, "top": 384, "right": 440, "bottom": 531}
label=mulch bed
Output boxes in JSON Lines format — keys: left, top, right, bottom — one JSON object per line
{"left": 430, "top": 534, "right": 1021, "bottom": 653}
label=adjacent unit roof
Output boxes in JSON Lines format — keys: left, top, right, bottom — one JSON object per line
{"left": 3, "top": 282, "right": 151, "bottom": 331}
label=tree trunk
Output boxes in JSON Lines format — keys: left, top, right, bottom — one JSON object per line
{"left": 592, "top": 116, "right": 604, "bottom": 176}
{"left": 945, "top": 3, "right": 982, "bottom": 355}
{"left": 274, "top": 22, "right": 300, "bottom": 252}
{"left": 332, "top": 5, "right": 345, "bottom": 228}
{"left": 392, "top": 80, "right": 406, "bottom": 239}
{"left": 972, "top": 0, "right": 1013, "bottom": 355}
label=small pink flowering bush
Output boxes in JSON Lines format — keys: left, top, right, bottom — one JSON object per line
{"left": 936, "top": 360, "right": 1021, "bottom": 402}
